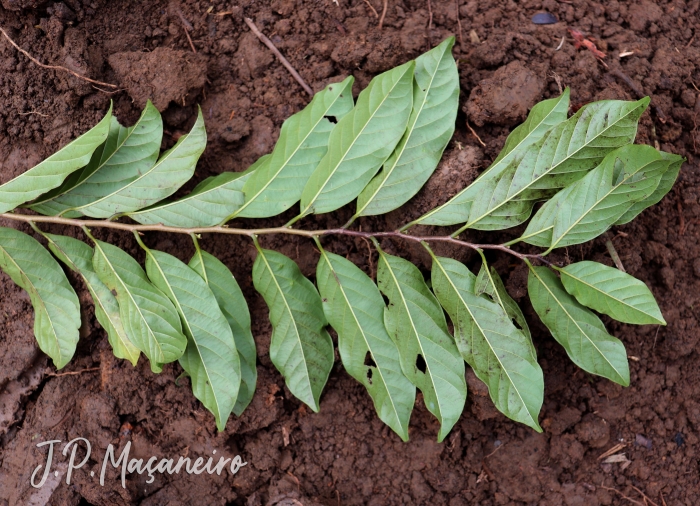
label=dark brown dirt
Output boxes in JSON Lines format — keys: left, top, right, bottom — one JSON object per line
{"left": 1, "top": 0, "right": 699, "bottom": 505}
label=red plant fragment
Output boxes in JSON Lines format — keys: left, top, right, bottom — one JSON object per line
{"left": 568, "top": 28, "right": 606, "bottom": 59}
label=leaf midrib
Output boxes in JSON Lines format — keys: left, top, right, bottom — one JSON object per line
{"left": 0, "top": 243, "right": 62, "bottom": 364}
{"left": 531, "top": 268, "right": 624, "bottom": 381}
{"left": 380, "top": 253, "right": 441, "bottom": 420}
{"left": 301, "top": 66, "right": 412, "bottom": 216}
{"left": 94, "top": 241, "right": 166, "bottom": 363}
{"left": 259, "top": 250, "right": 314, "bottom": 405}
{"left": 435, "top": 259, "right": 536, "bottom": 426}
{"left": 321, "top": 251, "right": 404, "bottom": 431}
{"left": 416, "top": 93, "right": 566, "bottom": 223}
{"left": 467, "top": 103, "right": 643, "bottom": 229}
{"left": 354, "top": 48, "right": 446, "bottom": 218}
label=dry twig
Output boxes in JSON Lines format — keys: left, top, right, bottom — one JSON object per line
{"left": 610, "top": 69, "right": 667, "bottom": 123}
{"left": 455, "top": 0, "right": 464, "bottom": 48}
{"left": 243, "top": 18, "right": 313, "bottom": 97}
{"left": 426, "top": 0, "right": 433, "bottom": 48}
{"left": 466, "top": 120, "right": 486, "bottom": 147}
{"left": 176, "top": 9, "right": 197, "bottom": 53}
{"left": 600, "top": 485, "right": 645, "bottom": 506}
{"left": 379, "top": 0, "right": 389, "bottom": 29}
{"left": 605, "top": 236, "right": 626, "bottom": 272}
{"left": 362, "top": 0, "right": 379, "bottom": 18}
{"left": 0, "top": 26, "right": 117, "bottom": 89}
{"left": 46, "top": 367, "right": 100, "bottom": 377}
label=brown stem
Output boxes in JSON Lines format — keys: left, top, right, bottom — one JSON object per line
{"left": 0, "top": 212, "right": 552, "bottom": 265}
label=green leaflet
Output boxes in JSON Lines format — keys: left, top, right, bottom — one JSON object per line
{"left": 429, "top": 252, "right": 543, "bottom": 431}
{"left": 29, "top": 101, "right": 162, "bottom": 217}
{"left": 376, "top": 246, "right": 466, "bottom": 442}
{"left": 127, "top": 171, "right": 247, "bottom": 227}
{"left": 353, "top": 37, "right": 459, "bottom": 219}
{"left": 461, "top": 98, "right": 650, "bottom": 232}
{"left": 91, "top": 238, "right": 186, "bottom": 372}
{"left": 527, "top": 265, "right": 629, "bottom": 386}
{"left": 316, "top": 247, "right": 415, "bottom": 441}
{"left": 523, "top": 145, "right": 670, "bottom": 250}
{"left": 615, "top": 151, "right": 684, "bottom": 225}
{"left": 0, "top": 104, "right": 112, "bottom": 214}
{"left": 189, "top": 250, "right": 257, "bottom": 416}
{"left": 474, "top": 260, "right": 534, "bottom": 356}
{"left": 64, "top": 107, "right": 206, "bottom": 218}
{"left": 235, "top": 77, "right": 355, "bottom": 219}
{"left": 143, "top": 247, "right": 240, "bottom": 431}
{"left": 558, "top": 261, "right": 665, "bottom": 325}
{"left": 0, "top": 227, "right": 80, "bottom": 369}
{"left": 405, "top": 89, "right": 570, "bottom": 228}
{"left": 252, "top": 245, "right": 334, "bottom": 412}
{"left": 297, "top": 61, "right": 415, "bottom": 219}
{"left": 44, "top": 233, "right": 139, "bottom": 366}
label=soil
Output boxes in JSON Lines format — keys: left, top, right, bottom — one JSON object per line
{"left": 0, "top": 0, "right": 699, "bottom": 505}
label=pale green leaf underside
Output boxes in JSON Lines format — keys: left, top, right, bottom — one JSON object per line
{"left": 559, "top": 261, "right": 665, "bottom": 325}
{"left": 354, "top": 37, "right": 459, "bottom": 218}
{"left": 377, "top": 250, "right": 466, "bottom": 442}
{"left": 91, "top": 239, "right": 186, "bottom": 372}
{"left": 127, "top": 171, "right": 247, "bottom": 227}
{"left": 29, "top": 101, "right": 162, "bottom": 217}
{"left": 0, "top": 227, "right": 80, "bottom": 369}
{"left": 299, "top": 61, "right": 415, "bottom": 216}
{"left": 145, "top": 249, "right": 240, "bottom": 432}
{"left": 430, "top": 255, "right": 543, "bottom": 431}
{"left": 475, "top": 263, "right": 533, "bottom": 352}
{"left": 528, "top": 266, "right": 629, "bottom": 386}
{"left": 189, "top": 250, "right": 257, "bottom": 416}
{"left": 236, "top": 77, "right": 355, "bottom": 218}
{"left": 67, "top": 107, "right": 207, "bottom": 218}
{"left": 252, "top": 248, "right": 333, "bottom": 412}
{"left": 464, "top": 97, "right": 650, "bottom": 231}
{"left": 615, "top": 151, "right": 684, "bottom": 225}
{"left": 44, "top": 233, "right": 139, "bottom": 366}
{"left": 0, "top": 104, "right": 112, "bottom": 214}
{"left": 411, "top": 88, "right": 570, "bottom": 227}
{"left": 523, "top": 144, "right": 670, "bottom": 249}
{"left": 317, "top": 249, "right": 415, "bottom": 441}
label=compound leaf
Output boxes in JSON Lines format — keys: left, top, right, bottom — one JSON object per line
{"left": 558, "top": 261, "right": 665, "bottom": 325}
{"left": 29, "top": 101, "right": 162, "bottom": 217}
{"left": 524, "top": 144, "right": 670, "bottom": 250}
{"left": 0, "top": 104, "right": 112, "bottom": 214}
{"left": 189, "top": 250, "right": 257, "bottom": 416}
{"left": 144, "top": 247, "right": 240, "bottom": 431}
{"left": 44, "top": 233, "right": 139, "bottom": 366}
{"left": 91, "top": 238, "right": 186, "bottom": 372}
{"left": 0, "top": 227, "right": 80, "bottom": 369}
{"left": 430, "top": 253, "right": 543, "bottom": 431}
{"left": 236, "top": 77, "right": 355, "bottom": 218}
{"left": 407, "top": 88, "right": 570, "bottom": 227}
{"left": 353, "top": 37, "right": 459, "bottom": 219}
{"left": 67, "top": 107, "right": 206, "bottom": 218}
{"left": 464, "top": 98, "right": 650, "bottom": 231}
{"left": 376, "top": 247, "right": 466, "bottom": 442}
{"left": 528, "top": 265, "right": 629, "bottom": 386}
{"left": 298, "top": 61, "right": 414, "bottom": 217}
{"left": 252, "top": 246, "right": 333, "bottom": 412}
{"left": 317, "top": 247, "right": 415, "bottom": 441}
